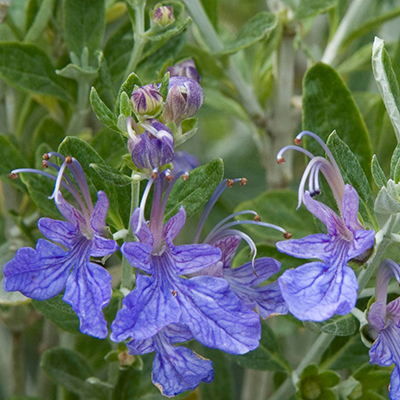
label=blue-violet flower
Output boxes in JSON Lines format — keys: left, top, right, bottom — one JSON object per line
{"left": 276, "top": 131, "right": 375, "bottom": 321}
{"left": 3, "top": 153, "right": 119, "bottom": 338}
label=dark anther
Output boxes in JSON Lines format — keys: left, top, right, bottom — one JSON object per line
{"left": 226, "top": 179, "right": 235, "bottom": 188}
{"left": 310, "top": 191, "right": 316, "bottom": 197}
{"left": 42, "top": 161, "right": 48, "bottom": 168}
{"left": 172, "top": 290, "right": 178, "bottom": 297}
{"left": 166, "top": 174, "right": 173, "bottom": 182}
{"left": 254, "top": 214, "right": 261, "bottom": 222}
{"left": 65, "top": 156, "right": 73, "bottom": 164}
{"left": 277, "top": 157, "right": 285, "bottom": 164}
{"left": 283, "top": 232, "right": 293, "bottom": 239}
{"left": 151, "top": 171, "right": 158, "bottom": 179}
{"left": 240, "top": 178, "right": 247, "bottom": 186}
{"left": 182, "top": 174, "right": 189, "bottom": 181}
{"left": 9, "top": 172, "right": 18, "bottom": 180}
{"left": 314, "top": 189, "right": 321, "bottom": 195}
{"left": 42, "top": 153, "right": 50, "bottom": 160}
{"left": 294, "top": 138, "right": 302, "bottom": 145}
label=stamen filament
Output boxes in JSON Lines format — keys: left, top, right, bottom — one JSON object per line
{"left": 135, "top": 177, "right": 154, "bottom": 234}
{"left": 277, "top": 145, "right": 314, "bottom": 161}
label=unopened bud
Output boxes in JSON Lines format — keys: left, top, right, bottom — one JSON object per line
{"left": 131, "top": 84, "right": 164, "bottom": 119}
{"left": 162, "top": 76, "right": 204, "bottom": 125}
{"left": 166, "top": 59, "right": 201, "bottom": 83}
{"left": 151, "top": 4, "right": 175, "bottom": 27}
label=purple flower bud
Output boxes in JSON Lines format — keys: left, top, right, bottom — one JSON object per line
{"left": 162, "top": 76, "right": 204, "bottom": 125}
{"left": 127, "top": 118, "right": 174, "bottom": 171}
{"left": 131, "top": 84, "right": 164, "bottom": 119}
{"left": 151, "top": 5, "right": 175, "bottom": 27}
{"left": 166, "top": 60, "right": 201, "bottom": 83}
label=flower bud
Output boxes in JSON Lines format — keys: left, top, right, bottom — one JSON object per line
{"left": 162, "top": 76, "right": 204, "bottom": 125}
{"left": 131, "top": 84, "right": 164, "bottom": 119}
{"left": 166, "top": 59, "right": 201, "bottom": 83}
{"left": 127, "top": 119, "right": 174, "bottom": 171}
{"left": 151, "top": 4, "right": 175, "bottom": 27}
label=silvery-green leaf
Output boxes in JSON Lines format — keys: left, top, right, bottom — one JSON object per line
{"left": 372, "top": 37, "right": 400, "bottom": 142}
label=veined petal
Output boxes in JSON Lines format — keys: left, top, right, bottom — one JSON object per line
{"left": 91, "top": 234, "right": 119, "bottom": 257}
{"left": 176, "top": 275, "right": 261, "bottom": 354}
{"left": 389, "top": 366, "right": 400, "bottom": 400}
{"left": 253, "top": 282, "right": 289, "bottom": 318}
{"left": 38, "top": 218, "right": 77, "bottom": 249}
{"left": 303, "top": 193, "right": 342, "bottom": 236}
{"left": 131, "top": 208, "right": 153, "bottom": 246}
{"left": 63, "top": 261, "right": 112, "bottom": 339}
{"left": 3, "top": 239, "right": 70, "bottom": 300}
{"left": 152, "top": 333, "right": 213, "bottom": 397}
{"left": 163, "top": 206, "right": 186, "bottom": 247}
{"left": 369, "top": 333, "right": 394, "bottom": 367}
{"left": 347, "top": 229, "right": 375, "bottom": 260}
{"left": 163, "top": 323, "right": 194, "bottom": 343}
{"left": 341, "top": 185, "right": 363, "bottom": 231}
{"left": 276, "top": 234, "right": 332, "bottom": 262}
{"left": 90, "top": 191, "right": 109, "bottom": 233}
{"left": 171, "top": 244, "right": 221, "bottom": 274}
{"left": 368, "top": 301, "right": 386, "bottom": 331}
{"left": 387, "top": 298, "right": 400, "bottom": 326}
{"left": 56, "top": 192, "right": 86, "bottom": 230}
{"left": 110, "top": 275, "right": 180, "bottom": 342}
{"left": 224, "top": 257, "right": 281, "bottom": 287}
{"left": 213, "top": 235, "right": 241, "bottom": 269}
{"left": 278, "top": 262, "right": 358, "bottom": 321}
{"left": 127, "top": 337, "right": 155, "bottom": 355}
{"left": 121, "top": 242, "right": 152, "bottom": 273}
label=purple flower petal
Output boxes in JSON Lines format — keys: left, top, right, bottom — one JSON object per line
{"left": 387, "top": 298, "right": 400, "bottom": 325}
{"left": 303, "top": 193, "right": 342, "bottom": 236}
{"left": 213, "top": 235, "right": 241, "bottom": 269}
{"left": 369, "top": 328, "right": 395, "bottom": 367}
{"left": 121, "top": 242, "right": 152, "bottom": 273}
{"left": 224, "top": 257, "right": 281, "bottom": 287}
{"left": 3, "top": 239, "right": 70, "bottom": 300}
{"left": 110, "top": 274, "right": 181, "bottom": 342}
{"left": 38, "top": 218, "right": 77, "bottom": 249}
{"left": 171, "top": 244, "right": 221, "bottom": 274}
{"left": 347, "top": 229, "right": 375, "bottom": 260}
{"left": 389, "top": 366, "right": 400, "bottom": 400}
{"left": 63, "top": 261, "right": 112, "bottom": 339}
{"left": 368, "top": 301, "right": 386, "bottom": 331}
{"left": 131, "top": 208, "right": 153, "bottom": 246}
{"left": 276, "top": 234, "right": 332, "bottom": 262}
{"left": 278, "top": 261, "right": 358, "bottom": 321}
{"left": 176, "top": 275, "right": 261, "bottom": 354}
{"left": 163, "top": 206, "right": 186, "bottom": 246}
{"left": 90, "top": 191, "right": 109, "bottom": 233}
{"left": 152, "top": 335, "right": 213, "bottom": 397}
{"left": 252, "top": 282, "right": 289, "bottom": 318}
{"left": 341, "top": 185, "right": 363, "bottom": 231}
{"left": 55, "top": 192, "right": 86, "bottom": 230}
{"left": 127, "top": 337, "right": 155, "bottom": 355}
{"left": 163, "top": 323, "right": 194, "bottom": 343}
{"left": 91, "top": 234, "right": 119, "bottom": 257}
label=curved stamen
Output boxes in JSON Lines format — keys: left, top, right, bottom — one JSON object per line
{"left": 127, "top": 116, "right": 139, "bottom": 141}
{"left": 46, "top": 151, "right": 65, "bottom": 161}
{"left": 49, "top": 160, "right": 69, "bottom": 203}
{"left": 194, "top": 178, "right": 243, "bottom": 243}
{"left": 135, "top": 177, "right": 155, "bottom": 235}
{"left": 211, "top": 228, "right": 258, "bottom": 274}
{"left": 205, "top": 219, "right": 288, "bottom": 245}
{"left": 296, "top": 131, "right": 343, "bottom": 182}
{"left": 277, "top": 145, "right": 314, "bottom": 162}
{"left": 140, "top": 122, "right": 172, "bottom": 142}
{"left": 208, "top": 210, "right": 259, "bottom": 237}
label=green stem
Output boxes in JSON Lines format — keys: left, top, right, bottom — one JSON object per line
{"left": 11, "top": 331, "right": 25, "bottom": 396}
{"left": 182, "top": 0, "right": 265, "bottom": 121}
{"left": 124, "top": 0, "right": 147, "bottom": 78}
{"left": 321, "top": 0, "right": 373, "bottom": 66}
{"left": 120, "top": 176, "right": 141, "bottom": 291}
{"left": 268, "top": 333, "right": 334, "bottom": 400}
{"left": 66, "top": 79, "right": 90, "bottom": 136}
